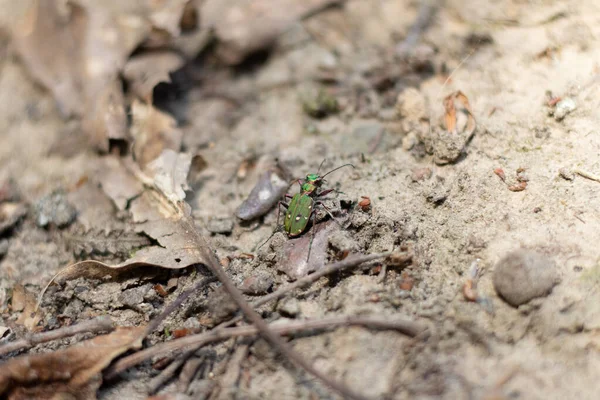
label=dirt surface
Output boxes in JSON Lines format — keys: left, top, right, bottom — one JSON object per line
{"left": 2, "top": 0, "right": 600, "bottom": 399}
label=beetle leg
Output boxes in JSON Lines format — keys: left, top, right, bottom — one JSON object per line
{"left": 256, "top": 201, "right": 288, "bottom": 251}
{"left": 316, "top": 188, "right": 335, "bottom": 197}
{"left": 276, "top": 200, "right": 290, "bottom": 227}
{"left": 315, "top": 200, "right": 342, "bottom": 227}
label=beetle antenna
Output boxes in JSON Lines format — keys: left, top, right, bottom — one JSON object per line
{"left": 321, "top": 163, "right": 355, "bottom": 179}
{"left": 316, "top": 159, "right": 327, "bottom": 174}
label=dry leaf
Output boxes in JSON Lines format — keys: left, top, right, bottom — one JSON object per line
{"left": 202, "top": 0, "right": 342, "bottom": 64}
{"left": 278, "top": 221, "right": 336, "bottom": 279}
{"left": 443, "top": 90, "right": 476, "bottom": 136}
{"left": 131, "top": 101, "right": 184, "bottom": 169}
{"left": 98, "top": 157, "right": 144, "bottom": 211}
{"left": 12, "top": 284, "right": 42, "bottom": 331}
{"left": 236, "top": 162, "right": 292, "bottom": 221}
{"left": 123, "top": 51, "right": 185, "bottom": 102}
{"left": 9, "top": 0, "right": 191, "bottom": 151}
{"left": 11, "top": 1, "right": 85, "bottom": 117}
{"left": 146, "top": 150, "right": 191, "bottom": 203}
{"left": 0, "top": 326, "right": 144, "bottom": 400}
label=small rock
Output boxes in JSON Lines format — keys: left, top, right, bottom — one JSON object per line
{"left": 206, "top": 286, "right": 238, "bottom": 323}
{"left": 206, "top": 217, "right": 234, "bottom": 235}
{"left": 34, "top": 190, "right": 77, "bottom": 228}
{"left": 493, "top": 250, "right": 559, "bottom": 307}
{"left": 182, "top": 317, "right": 202, "bottom": 330}
{"left": 411, "top": 167, "right": 432, "bottom": 182}
{"left": 118, "top": 284, "right": 152, "bottom": 308}
{"left": 425, "top": 180, "right": 449, "bottom": 205}
{"left": 0, "top": 202, "right": 27, "bottom": 234}
{"left": 62, "top": 298, "right": 84, "bottom": 319}
{"left": 0, "top": 239, "right": 9, "bottom": 257}
{"left": 240, "top": 271, "right": 274, "bottom": 295}
{"left": 302, "top": 90, "right": 339, "bottom": 119}
{"left": 401, "top": 131, "right": 419, "bottom": 150}
{"left": 559, "top": 167, "right": 574, "bottom": 181}
{"left": 328, "top": 230, "right": 358, "bottom": 253}
{"left": 553, "top": 97, "right": 576, "bottom": 121}
{"left": 278, "top": 298, "right": 300, "bottom": 317}
{"left": 395, "top": 87, "right": 427, "bottom": 121}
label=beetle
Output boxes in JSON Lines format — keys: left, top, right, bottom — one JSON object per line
{"left": 257, "top": 161, "right": 355, "bottom": 254}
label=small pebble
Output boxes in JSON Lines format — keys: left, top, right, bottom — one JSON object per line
{"left": 493, "top": 249, "right": 559, "bottom": 307}
{"left": 240, "top": 271, "right": 274, "bottom": 295}
{"left": 34, "top": 190, "right": 77, "bottom": 228}
{"left": 118, "top": 284, "right": 151, "bottom": 308}
{"left": 395, "top": 87, "right": 427, "bottom": 120}
{"left": 553, "top": 97, "right": 576, "bottom": 121}
{"left": 278, "top": 298, "right": 300, "bottom": 317}
{"left": 411, "top": 167, "right": 432, "bottom": 182}
{"left": 559, "top": 167, "right": 574, "bottom": 181}
{"left": 206, "top": 217, "right": 234, "bottom": 235}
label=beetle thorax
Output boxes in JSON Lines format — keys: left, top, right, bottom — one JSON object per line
{"left": 300, "top": 182, "right": 316, "bottom": 194}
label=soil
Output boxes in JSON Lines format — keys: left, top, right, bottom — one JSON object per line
{"left": 2, "top": 1, "right": 600, "bottom": 399}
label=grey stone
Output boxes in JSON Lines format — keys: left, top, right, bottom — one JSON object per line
{"left": 206, "top": 217, "right": 234, "bottom": 234}
{"left": 34, "top": 190, "right": 77, "bottom": 228}
{"left": 493, "top": 250, "right": 560, "bottom": 307}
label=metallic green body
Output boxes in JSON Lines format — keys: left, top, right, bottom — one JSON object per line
{"left": 284, "top": 193, "right": 314, "bottom": 237}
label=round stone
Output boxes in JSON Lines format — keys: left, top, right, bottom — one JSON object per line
{"left": 493, "top": 249, "right": 559, "bottom": 307}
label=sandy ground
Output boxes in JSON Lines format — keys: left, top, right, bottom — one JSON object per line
{"left": 2, "top": 0, "right": 600, "bottom": 399}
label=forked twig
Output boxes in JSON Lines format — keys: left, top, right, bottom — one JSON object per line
{"left": 105, "top": 315, "right": 426, "bottom": 378}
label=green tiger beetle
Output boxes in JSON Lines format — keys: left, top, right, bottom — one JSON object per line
{"left": 257, "top": 161, "right": 355, "bottom": 257}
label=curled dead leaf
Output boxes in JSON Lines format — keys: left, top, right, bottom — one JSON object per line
{"left": 123, "top": 51, "right": 185, "bottom": 102}
{"left": 0, "top": 326, "right": 144, "bottom": 400}
{"left": 13, "top": 284, "right": 42, "bottom": 331}
{"left": 131, "top": 101, "right": 183, "bottom": 169}
{"left": 146, "top": 150, "right": 191, "bottom": 203}
{"left": 443, "top": 90, "right": 476, "bottom": 136}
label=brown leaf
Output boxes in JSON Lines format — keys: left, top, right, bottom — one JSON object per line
{"left": 202, "top": 0, "right": 343, "bottom": 64}
{"left": 278, "top": 221, "right": 336, "bottom": 279}
{"left": 0, "top": 326, "right": 144, "bottom": 400}
{"left": 123, "top": 51, "right": 185, "bottom": 102}
{"left": 443, "top": 90, "right": 476, "bottom": 136}
{"left": 131, "top": 101, "right": 184, "bottom": 169}
{"left": 145, "top": 150, "right": 191, "bottom": 203}
{"left": 98, "top": 157, "right": 144, "bottom": 211}
{"left": 9, "top": 0, "right": 191, "bottom": 151}
{"left": 12, "top": 284, "right": 42, "bottom": 331}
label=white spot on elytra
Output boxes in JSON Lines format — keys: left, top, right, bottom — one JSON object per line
{"left": 287, "top": 214, "right": 291, "bottom": 219}
{"left": 295, "top": 216, "right": 301, "bottom": 221}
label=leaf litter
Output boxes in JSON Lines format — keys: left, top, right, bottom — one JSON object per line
{"left": 0, "top": 326, "right": 144, "bottom": 400}
{"left": 0, "top": 1, "right": 438, "bottom": 399}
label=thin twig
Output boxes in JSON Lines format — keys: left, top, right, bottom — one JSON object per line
{"left": 573, "top": 168, "right": 600, "bottom": 183}
{"left": 179, "top": 216, "right": 373, "bottom": 400}
{"left": 129, "top": 158, "right": 376, "bottom": 400}
{"left": 148, "top": 356, "right": 187, "bottom": 394}
{"left": 216, "top": 252, "right": 392, "bottom": 330}
{"left": 0, "top": 316, "right": 114, "bottom": 357}
{"left": 105, "top": 315, "right": 426, "bottom": 378}
{"left": 255, "top": 252, "right": 392, "bottom": 309}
